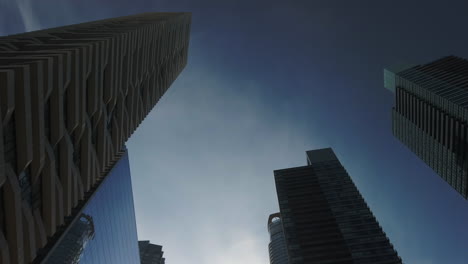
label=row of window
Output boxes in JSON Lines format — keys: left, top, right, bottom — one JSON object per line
{"left": 393, "top": 102, "right": 468, "bottom": 197}
{"left": 400, "top": 56, "right": 468, "bottom": 107}
{"left": 398, "top": 87, "right": 466, "bottom": 149}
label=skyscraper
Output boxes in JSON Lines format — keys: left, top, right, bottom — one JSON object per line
{"left": 267, "top": 213, "right": 288, "bottom": 264}
{"left": 44, "top": 150, "right": 141, "bottom": 264}
{"left": 274, "top": 148, "right": 402, "bottom": 264}
{"left": 45, "top": 214, "right": 95, "bottom": 264}
{"left": 138, "top": 241, "right": 165, "bottom": 264}
{"left": 0, "top": 12, "right": 191, "bottom": 263}
{"left": 384, "top": 56, "right": 468, "bottom": 199}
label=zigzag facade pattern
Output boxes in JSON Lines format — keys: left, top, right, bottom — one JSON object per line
{"left": 0, "top": 12, "right": 191, "bottom": 263}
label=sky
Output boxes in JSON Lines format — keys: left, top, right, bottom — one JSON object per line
{"left": 1, "top": 0, "right": 468, "bottom": 263}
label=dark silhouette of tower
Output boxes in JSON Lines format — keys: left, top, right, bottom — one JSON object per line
{"left": 0, "top": 12, "right": 191, "bottom": 263}
{"left": 384, "top": 56, "right": 468, "bottom": 199}
{"left": 139, "top": 241, "right": 165, "bottom": 264}
{"left": 267, "top": 213, "right": 288, "bottom": 264}
{"left": 274, "top": 148, "right": 402, "bottom": 264}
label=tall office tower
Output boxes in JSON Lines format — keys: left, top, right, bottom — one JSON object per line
{"left": 0, "top": 12, "right": 191, "bottom": 263}
{"left": 138, "top": 241, "right": 165, "bottom": 264}
{"left": 44, "top": 150, "right": 141, "bottom": 264}
{"left": 274, "top": 148, "right": 402, "bottom": 264}
{"left": 267, "top": 213, "right": 288, "bottom": 264}
{"left": 384, "top": 56, "right": 468, "bottom": 199}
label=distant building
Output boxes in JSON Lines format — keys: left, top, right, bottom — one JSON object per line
{"left": 45, "top": 214, "right": 95, "bottom": 264}
{"left": 139, "top": 241, "right": 165, "bottom": 264}
{"left": 44, "top": 150, "right": 141, "bottom": 263}
{"left": 267, "top": 213, "right": 288, "bottom": 264}
{"left": 384, "top": 56, "right": 468, "bottom": 199}
{"left": 0, "top": 12, "right": 191, "bottom": 263}
{"left": 274, "top": 148, "right": 402, "bottom": 263}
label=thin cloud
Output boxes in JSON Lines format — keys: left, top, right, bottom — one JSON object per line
{"left": 128, "top": 55, "right": 317, "bottom": 264}
{"left": 200, "top": 229, "right": 267, "bottom": 264}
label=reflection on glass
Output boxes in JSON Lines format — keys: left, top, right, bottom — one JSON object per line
{"left": 45, "top": 150, "right": 141, "bottom": 264}
{"left": 47, "top": 214, "right": 95, "bottom": 264}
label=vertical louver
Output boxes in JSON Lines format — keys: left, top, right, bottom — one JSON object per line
{"left": 387, "top": 56, "right": 468, "bottom": 199}
{"left": 0, "top": 12, "right": 191, "bottom": 263}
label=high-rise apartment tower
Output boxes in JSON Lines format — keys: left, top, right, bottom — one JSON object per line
{"left": 267, "top": 213, "right": 288, "bottom": 264}
{"left": 0, "top": 12, "right": 191, "bottom": 263}
{"left": 274, "top": 148, "right": 402, "bottom": 264}
{"left": 139, "top": 241, "right": 165, "bottom": 264}
{"left": 384, "top": 56, "right": 468, "bottom": 199}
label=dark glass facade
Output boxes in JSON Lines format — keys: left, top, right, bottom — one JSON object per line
{"left": 384, "top": 56, "right": 468, "bottom": 199}
{"left": 274, "top": 148, "right": 402, "bottom": 264}
{"left": 268, "top": 213, "right": 289, "bottom": 264}
{"left": 45, "top": 151, "right": 141, "bottom": 264}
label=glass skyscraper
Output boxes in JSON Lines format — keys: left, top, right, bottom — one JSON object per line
{"left": 44, "top": 150, "right": 141, "bottom": 264}
{"left": 384, "top": 56, "right": 468, "bottom": 199}
{"left": 267, "top": 213, "right": 288, "bottom": 264}
{"left": 274, "top": 148, "right": 402, "bottom": 264}
{"left": 0, "top": 12, "right": 191, "bottom": 263}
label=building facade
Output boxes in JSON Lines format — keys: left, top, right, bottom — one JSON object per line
{"left": 267, "top": 213, "right": 288, "bottom": 264}
{"left": 0, "top": 12, "right": 191, "bottom": 263}
{"left": 138, "top": 241, "right": 165, "bottom": 264}
{"left": 274, "top": 148, "right": 402, "bottom": 264}
{"left": 44, "top": 214, "right": 95, "bottom": 264}
{"left": 384, "top": 56, "right": 468, "bottom": 199}
{"left": 44, "top": 150, "right": 141, "bottom": 264}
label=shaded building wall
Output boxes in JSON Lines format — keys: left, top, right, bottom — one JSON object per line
{"left": 0, "top": 12, "right": 191, "bottom": 263}
{"left": 385, "top": 56, "right": 468, "bottom": 199}
{"left": 274, "top": 148, "right": 402, "bottom": 264}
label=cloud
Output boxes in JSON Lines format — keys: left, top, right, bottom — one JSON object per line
{"left": 15, "top": 0, "right": 41, "bottom": 31}
{"left": 127, "top": 47, "right": 320, "bottom": 264}
{"left": 199, "top": 229, "right": 267, "bottom": 264}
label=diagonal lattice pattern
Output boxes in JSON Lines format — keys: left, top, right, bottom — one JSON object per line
{"left": 0, "top": 12, "right": 191, "bottom": 263}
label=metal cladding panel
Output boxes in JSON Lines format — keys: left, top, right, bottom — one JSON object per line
{"left": 0, "top": 12, "right": 191, "bottom": 263}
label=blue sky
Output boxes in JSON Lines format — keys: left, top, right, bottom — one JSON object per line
{"left": 2, "top": 0, "right": 468, "bottom": 263}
